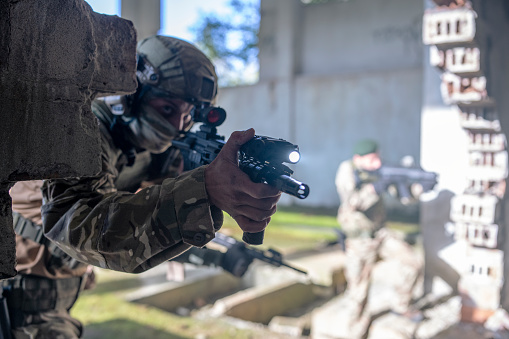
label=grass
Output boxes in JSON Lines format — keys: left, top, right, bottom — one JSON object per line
{"left": 71, "top": 206, "right": 419, "bottom": 338}
{"left": 218, "top": 206, "right": 341, "bottom": 253}
{"left": 73, "top": 292, "right": 261, "bottom": 339}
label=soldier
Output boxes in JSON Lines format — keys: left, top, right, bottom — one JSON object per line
{"left": 335, "top": 139, "right": 422, "bottom": 338}
{"left": 2, "top": 35, "right": 280, "bottom": 338}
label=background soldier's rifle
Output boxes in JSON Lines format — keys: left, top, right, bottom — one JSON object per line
{"left": 358, "top": 165, "right": 438, "bottom": 204}
{"left": 170, "top": 105, "right": 310, "bottom": 245}
{"left": 212, "top": 233, "right": 307, "bottom": 275}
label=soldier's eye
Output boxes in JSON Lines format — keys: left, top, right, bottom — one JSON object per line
{"left": 160, "top": 105, "right": 174, "bottom": 116}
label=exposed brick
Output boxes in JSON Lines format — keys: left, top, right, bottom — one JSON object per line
{"left": 423, "top": 8, "right": 477, "bottom": 45}
{"left": 467, "top": 132, "right": 506, "bottom": 152}
{"left": 450, "top": 194, "right": 501, "bottom": 224}
{"left": 430, "top": 46, "right": 481, "bottom": 73}
{"left": 468, "top": 151, "right": 508, "bottom": 176}
{"left": 463, "top": 247, "right": 504, "bottom": 282}
{"left": 451, "top": 222, "right": 499, "bottom": 248}
{"left": 440, "top": 72, "right": 488, "bottom": 104}
{"left": 466, "top": 178, "right": 506, "bottom": 194}
{"left": 459, "top": 248, "right": 503, "bottom": 310}
{"left": 459, "top": 106, "right": 501, "bottom": 131}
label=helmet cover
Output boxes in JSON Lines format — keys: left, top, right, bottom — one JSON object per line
{"left": 136, "top": 35, "right": 218, "bottom": 104}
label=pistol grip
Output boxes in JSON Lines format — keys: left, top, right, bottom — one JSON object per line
{"left": 242, "top": 230, "right": 265, "bottom": 245}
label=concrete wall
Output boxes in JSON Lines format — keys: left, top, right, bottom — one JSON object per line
{"left": 420, "top": 0, "right": 509, "bottom": 317}
{"left": 299, "top": 0, "right": 423, "bottom": 76}
{"left": 0, "top": 0, "right": 137, "bottom": 278}
{"left": 216, "top": 0, "right": 424, "bottom": 208}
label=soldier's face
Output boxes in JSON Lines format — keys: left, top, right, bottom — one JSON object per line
{"left": 147, "top": 97, "right": 194, "bottom": 131}
{"left": 354, "top": 152, "right": 382, "bottom": 171}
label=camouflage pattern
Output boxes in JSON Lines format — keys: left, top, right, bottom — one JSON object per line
{"left": 335, "top": 159, "right": 422, "bottom": 338}
{"left": 2, "top": 272, "right": 85, "bottom": 338}
{"left": 41, "top": 100, "right": 223, "bottom": 274}
{"left": 10, "top": 181, "right": 88, "bottom": 278}
{"left": 136, "top": 35, "right": 218, "bottom": 104}
{"left": 10, "top": 311, "right": 82, "bottom": 339}
{"left": 344, "top": 229, "right": 422, "bottom": 337}
{"left": 335, "top": 160, "right": 385, "bottom": 239}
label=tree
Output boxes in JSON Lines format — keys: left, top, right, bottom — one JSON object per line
{"left": 191, "top": 0, "right": 260, "bottom": 87}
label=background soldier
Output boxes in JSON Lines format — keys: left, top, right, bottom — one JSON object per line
{"left": 3, "top": 35, "right": 280, "bottom": 338}
{"left": 335, "top": 139, "right": 423, "bottom": 338}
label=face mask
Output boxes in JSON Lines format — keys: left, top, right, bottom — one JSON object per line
{"left": 127, "top": 99, "right": 179, "bottom": 154}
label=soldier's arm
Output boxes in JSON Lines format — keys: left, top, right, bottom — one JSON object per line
{"left": 41, "top": 129, "right": 222, "bottom": 274}
{"left": 41, "top": 166, "right": 222, "bottom": 274}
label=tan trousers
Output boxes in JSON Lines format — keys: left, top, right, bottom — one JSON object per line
{"left": 344, "top": 228, "right": 422, "bottom": 338}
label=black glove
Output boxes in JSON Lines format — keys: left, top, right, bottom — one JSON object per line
{"left": 221, "top": 243, "right": 254, "bottom": 277}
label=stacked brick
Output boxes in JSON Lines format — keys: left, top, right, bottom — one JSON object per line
{"left": 423, "top": 1, "right": 508, "bottom": 323}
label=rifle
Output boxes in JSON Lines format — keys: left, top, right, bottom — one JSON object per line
{"left": 212, "top": 233, "right": 307, "bottom": 275}
{"left": 171, "top": 105, "right": 310, "bottom": 245}
{"left": 362, "top": 165, "right": 438, "bottom": 204}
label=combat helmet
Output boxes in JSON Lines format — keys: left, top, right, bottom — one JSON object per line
{"left": 100, "top": 35, "right": 219, "bottom": 163}
{"left": 135, "top": 35, "right": 218, "bottom": 105}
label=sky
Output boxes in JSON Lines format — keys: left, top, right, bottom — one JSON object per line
{"left": 84, "top": 0, "right": 259, "bottom": 85}
{"left": 84, "top": 0, "right": 231, "bottom": 41}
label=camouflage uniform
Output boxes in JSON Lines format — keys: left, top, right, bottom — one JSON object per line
{"left": 4, "top": 35, "right": 224, "bottom": 339}
{"left": 335, "top": 160, "right": 422, "bottom": 338}
{"left": 6, "top": 181, "right": 87, "bottom": 339}
{"left": 41, "top": 99, "right": 223, "bottom": 274}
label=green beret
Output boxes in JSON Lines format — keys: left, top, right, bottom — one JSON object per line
{"left": 353, "top": 139, "right": 378, "bottom": 156}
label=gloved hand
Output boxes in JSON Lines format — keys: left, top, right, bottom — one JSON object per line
{"left": 221, "top": 243, "right": 254, "bottom": 277}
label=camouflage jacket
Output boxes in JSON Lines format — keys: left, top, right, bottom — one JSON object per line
{"left": 41, "top": 100, "right": 223, "bottom": 274}
{"left": 335, "top": 160, "right": 385, "bottom": 238}
{"left": 10, "top": 180, "right": 88, "bottom": 279}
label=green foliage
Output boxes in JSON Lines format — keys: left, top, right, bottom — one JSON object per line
{"left": 190, "top": 0, "right": 260, "bottom": 86}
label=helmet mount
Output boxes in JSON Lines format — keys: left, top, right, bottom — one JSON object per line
{"left": 136, "top": 54, "right": 160, "bottom": 87}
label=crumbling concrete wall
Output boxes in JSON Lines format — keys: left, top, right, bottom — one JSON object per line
{"left": 421, "top": 0, "right": 509, "bottom": 323}
{"left": 0, "top": 0, "right": 138, "bottom": 279}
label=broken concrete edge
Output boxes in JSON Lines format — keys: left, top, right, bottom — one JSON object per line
{"left": 1, "top": 0, "right": 138, "bottom": 182}
{"left": 127, "top": 270, "right": 241, "bottom": 312}
{"left": 210, "top": 280, "right": 318, "bottom": 324}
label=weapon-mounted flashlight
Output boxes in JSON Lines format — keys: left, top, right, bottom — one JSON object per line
{"left": 241, "top": 136, "right": 301, "bottom": 165}
{"left": 288, "top": 151, "right": 301, "bottom": 164}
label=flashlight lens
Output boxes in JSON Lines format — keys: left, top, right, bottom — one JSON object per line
{"left": 289, "top": 151, "right": 300, "bottom": 163}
